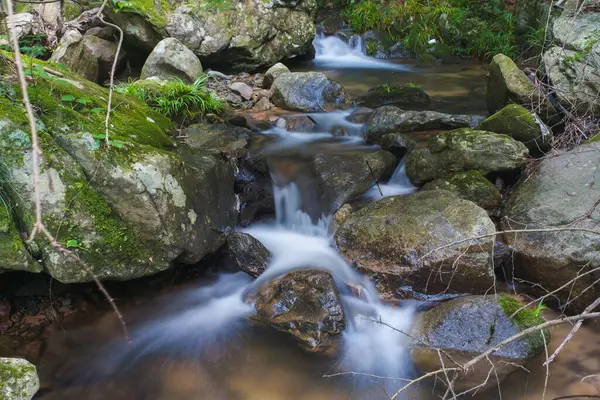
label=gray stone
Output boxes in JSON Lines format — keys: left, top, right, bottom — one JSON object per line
{"left": 271, "top": 72, "right": 350, "bottom": 112}
{"left": 224, "top": 232, "right": 269, "bottom": 278}
{"left": 0, "top": 358, "right": 39, "bottom": 400}
{"left": 141, "top": 38, "right": 203, "bottom": 83}
{"left": 229, "top": 81, "right": 253, "bottom": 101}
{"left": 263, "top": 62, "right": 290, "bottom": 89}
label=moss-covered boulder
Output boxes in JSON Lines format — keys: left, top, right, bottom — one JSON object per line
{"left": 271, "top": 72, "right": 350, "bottom": 112}
{"left": 486, "top": 54, "right": 559, "bottom": 124}
{"left": 0, "top": 200, "right": 40, "bottom": 273}
{"left": 502, "top": 144, "right": 600, "bottom": 314}
{"left": 412, "top": 295, "right": 548, "bottom": 393}
{"left": 140, "top": 38, "right": 203, "bottom": 83}
{"left": 422, "top": 171, "right": 501, "bottom": 213}
{"left": 335, "top": 190, "right": 496, "bottom": 299}
{"left": 0, "top": 56, "right": 237, "bottom": 282}
{"left": 253, "top": 269, "right": 346, "bottom": 353}
{"left": 356, "top": 84, "right": 431, "bottom": 109}
{"left": 479, "top": 104, "right": 552, "bottom": 152}
{"left": 106, "top": 0, "right": 316, "bottom": 72}
{"left": 0, "top": 358, "right": 39, "bottom": 400}
{"left": 406, "top": 129, "right": 529, "bottom": 186}
{"left": 365, "top": 106, "right": 484, "bottom": 144}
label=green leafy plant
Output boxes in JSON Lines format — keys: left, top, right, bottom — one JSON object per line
{"left": 66, "top": 239, "right": 88, "bottom": 251}
{"left": 533, "top": 300, "right": 550, "bottom": 319}
{"left": 116, "top": 76, "right": 224, "bottom": 121}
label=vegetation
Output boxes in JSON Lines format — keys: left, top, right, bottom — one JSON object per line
{"left": 115, "top": 76, "right": 225, "bottom": 122}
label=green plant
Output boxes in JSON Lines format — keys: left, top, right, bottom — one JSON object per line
{"left": 66, "top": 239, "right": 88, "bottom": 251}
{"left": 407, "top": 82, "right": 421, "bottom": 88}
{"left": 533, "top": 300, "right": 550, "bottom": 319}
{"left": 116, "top": 76, "right": 224, "bottom": 121}
{"left": 366, "top": 41, "right": 378, "bottom": 57}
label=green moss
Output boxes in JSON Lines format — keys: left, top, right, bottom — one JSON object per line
{"left": 120, "top": 0, "right": 171, "bottom": 29}
{"left": 499, "top": 295, "right": 549, "bottom": 355}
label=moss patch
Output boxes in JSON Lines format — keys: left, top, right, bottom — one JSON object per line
{"left": 499, "top": 296, "right": 549, "bottom": 355}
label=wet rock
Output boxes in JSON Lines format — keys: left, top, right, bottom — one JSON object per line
{"left": 406, "top": 129, "right": 529, "bottom": 186}
{"left": 252, "top": 97, "right": 271, "bottom": 112}
{"left": 229, "top": 82, "right": 253, "bottom": 101}
{"left": 286, "top": 115, "right": 316, "bottom": 132}
{"left": 357, "top": 84, "right": 431, "bottom": 109}
{"left": 185, "top": 123, "right": 251, "bottom": 159}
{"left": 263, "top": 62, "right": 290, "bottom": 89}
{"left": 253, "top": 270, "right": 346, "bottom": 353}
{"left": 333, "top": 203, "right": 353, "bottom": 230}
{"left": 271, "top": 72, "right": 351, "bottom": 112}
{"left": 314, "top": 149, "right": 397, "bottom": 210}
{"left": 412, "top": 295, "right": 548, "bottom": 392}
{"left": 479, "top": 104, "right": 552, "bottom": 152}
{"left": 227, "top": 115, "right": 250, "bottom": 129}
{"left": 347, "top": 107, "right": 374, "bottom": 124}
{"left": 365, "top": 106, "right": 484, "bottom": 144}
{"left": 336, "top": 190, "right": 496, "bottom": 299}
{"left": 502, "top": 144, "right": 600, "bottom": 313}
{"left": 224, "top": 232, "right": 269, "bottom": 278}
{"left": 380, "top": 133, "right": 416, "bottom": 159}
{"left": 422, "top": 171, "right": 502, "bottom": 213}
{"left": 486, "top": 53, "right": 558, "bottom": 124}
{"left": 0, "top": 358, "right": 39, "bottom": 400}
{"left": 140, "top": 38, "right": 203, "bottom": 83}
{"left": 50, "top": 29, "right": 125, "bottom": 83}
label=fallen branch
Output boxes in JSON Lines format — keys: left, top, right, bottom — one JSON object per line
{"left": 365, "top": 160, "right": 383, "bottom": 196}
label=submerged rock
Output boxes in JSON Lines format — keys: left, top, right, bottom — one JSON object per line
{"left": 406, "top": 129, "right": 529, "bottom": 186}
{"left": 253, "top": 270, "right": 346, "bottom": 353}
{"left": 356, "top": 84, "right": 431, "bottom": 109}
{"left": 223, "top": 232, "right": 269, "bottom": 278}
{"left": 263, "top": 62, "right": 290, "bottom": 89}
{"left": 502, "top": 144, "right": 600, "bottom": 313}
{"left": 336, "top": 190, "right": 496, "bottom": 299}
{"left": 271, "top": 72, "right": 350, "bottom": 112}
{"left": 422, "top": 171, "right": 502, "bottom": 213}
{"left": 479, "top": 104, "right": 552, "bottom": 152}
{"left": 412, "top": 295, "right": 548, "bottom": 392}
{"left": 0, "top": 358, "right": 39, "bottom": 400}
{"left": 486, "top": 53, "right": 558, "bottom": 124}
{"left": 365, "top": 106, "right": 484, "bottom": 144}
{"left": 140, "top": 38, "right": 203, "bottom": 83}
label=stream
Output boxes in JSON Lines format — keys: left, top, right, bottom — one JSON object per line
{"left": 34, "top": 35, "right": 600, "bottom": 400}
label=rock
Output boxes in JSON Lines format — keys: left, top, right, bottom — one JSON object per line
{"left": 224, "top": 232, "right": 269, "bottom": 278}
{"left": 263, "top": 62, "right": 290, "bottom": 89}
{"left": 333, "top": 203, "right": 353, "bottom": 229}
{"left": 314, "top": 149, "right": 397, "bottom": 210}
{"left": 50, "top": 30, "right": 126, "bottom": 83}
{"left": 479, "top": 104, "right": 552, "bottom": 152}
{"left": 347, "top": 107, "right": 374, "bottom": 124}
{"left": 542, "top": 46, "right": 600, "bottom": 117}
{"left": 251, "top": 97, "right": 271, "bottom": 112}
{"left": 422, "top": 171, "right": 502, "bottom": 213}
{"left": 502, "top": 144, "right": 600, "bottom": 313}
{"left": 0, "top": 201, "right": 41, "bottom": 273}
{"left": 357, "top": 84, "right": 431, "bottom": 109}
{"left": 85, "top": 26, "right": 118, "bottom": 41}
{"left": 227, "top": 115, "right": 250, "bottom": 129}
{"left": 140, "top": 38, "right": 203, "bottom": 83}
{"left": 5, "top": 13, "right": 37, "bottom": 42}
{"left": 229, "top": 82, "right": 253, "bottom": 101}
{"left": 487, "top": 54, "right": 559, "bottom": 124}
{"left": 412, "top": 295, "right": 548, "bottom": 392}
{"left": 185, "top": 123, "right": 251, "bottom": 159}
{"left": 406, "top": 129, "right": 530, "bottom": 186}
{"left": 365, "top": 106, "right": 484, "bottom": 144}
{"left": 286, "top": 115, "right": 316, "bottom": 132}
{"left": 207, "top": 70, "right": 231, "bottom": 80}
{"left": 271, "top": 72, "right": 350, "bottom": 112}
{"left": 0, "top": 358, "right": 39, "bottom": 400}
{"left": 107, "top": 0, "right": 316, "bottom": 71}
{"left": 253, "top": 270, "right": 346, "bottom": 353}
{"left": 380, "top": 133, "right": 416, "bottom": 159}
{"left": 336, "top": 190, "right": 496, "bottom": 299}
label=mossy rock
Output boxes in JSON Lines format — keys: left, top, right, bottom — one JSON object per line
{"left": 422, "top": 171, "right": 501, "bottom": 213}
{"left": 479, "top": 104, "right": 552, "bottom": 152}
{"left": 356, "top": 84, "right": 430, "bottom": 109}
{"left": 406, "top": 128, "right": 529, "bottom": 186}
{"left": 0, "top": 196, "right": 41, "bottom": 274}
{"left": 335, "top": 189, "right": 496, "bottom": 299}
{"left": 412, "top": 295, "right": 548, "bottom": 393}
{"left": 0, "top": 358, "right": 39, "bottom": 400}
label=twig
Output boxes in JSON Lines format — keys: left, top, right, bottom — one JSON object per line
{"left": 365, "top": 159, "right": 383, "bottom": 196}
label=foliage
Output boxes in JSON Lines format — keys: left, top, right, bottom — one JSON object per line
{"left": 342, "top": 0, "right": 518, "bottom": 59}
{"left": 115, "top": 76, "right": 224, "bottom": 121}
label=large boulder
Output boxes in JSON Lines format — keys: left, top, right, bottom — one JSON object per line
{"left": 406, "top": 129, "right": 529, "bottom": 186}
{"left": 356, "top": 84, "right": 431, "bottom": 109}
{"left": 50, "top": 29, "right": 125, "bottom": 83}
{"left": 0, "top": 58, "right": 237, "bottom": 282}
{"left": 487, "top": 54, "right": 559, "bottom": 124}
{"left": 336, "top": 190, "right": 497, "bottom": 299}
{"left": 412, "top": 295, "right": 548, "bottom": 392}
{"left": 106, "top": 0, "right": 316, "bottom": 71}
{"left": 253, "top": 270, "right": 346, "bottom": 353}
{"left": 271, "top": 72, "right": 350, "bottom": 112}
{"left": 422, "top": 171, "right": 502, "bottom": 214}
{"left": 0, "top": 358, "right": 39, "bottom": 400}
{"left": 263, "top": 62, "right": 290, "bottom": 89}
{"left": 140, "top": 38, "right": 203, "bottom": 83}
{"left": 502, "top": 144, "right": 600, "bottom": 313}
{"left": 479, "top": 104, "right": 552, "bottom": 152}
{"left": 365, "top": 106, "right": 484, "bottom": 144}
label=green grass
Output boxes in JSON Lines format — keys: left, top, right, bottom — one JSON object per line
{"left": 115, "top": 76, "right": 225, "bottom": 122}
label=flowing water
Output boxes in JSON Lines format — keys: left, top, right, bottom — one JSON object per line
{"left": 34, "top": 34, "right": 600, "bottom": 400}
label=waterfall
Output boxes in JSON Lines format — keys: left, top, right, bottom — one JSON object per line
{"left": 363, "top": 157, "right": 417, "bottom": 200}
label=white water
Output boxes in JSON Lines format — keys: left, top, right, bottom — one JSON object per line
{"left": 363, "top": 157, "right": 417, "bottom": 200}
{"left": 313, "top": 34, "right": 409, "bottom": 71}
